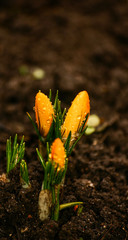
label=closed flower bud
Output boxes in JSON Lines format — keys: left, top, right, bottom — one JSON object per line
{"left": 61, "top": 91, "right": 90, "bottom": 143}
{"left": 49, "top": 138, "right": 66, "bottom": 171}
{"left": 35, "top": 91, "right": 54, "bottom": 137}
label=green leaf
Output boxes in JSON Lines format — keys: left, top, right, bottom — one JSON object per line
{"left": 49, "top": 164, "right": 55, "bottom": 185}
{"left": 6, "top": 134, "right": 25, "bottom": 174}
{"left": 55, "top": 114, "right": 61, "bottom": 139}
{"left": 60, "top": 202, "right": 83, "bottom": 211}
{"left": 36, "top": 148, "right": 46, "bottom": 169}
{"left": 6, "top": 138, "right": 11, "bottom": 174}
{"left": 67, "top": 127, "right": 87, "bottom": 156}
{"left": 55, "top": 169, "right": 63, "bottom": 184}
{"left": 46, "top": 142, "right": 50, "bottom": 159}
{"left": 52, "top": 185, "right": 60, "bottom": 221}
{"left": 64, "top": 131, "right": 71, "bottom": 154}
{"left": 61, "top": 108, "right": 66, "bottom": 124}
{"left": 79, "top": 113, "right": 89, "bottom": 133}
{"left": 48, "top": 89, "right": 52, "bottom": 101}
{"left": 20, "top": 159, "right": 30, "bottom": 187}
{"left": 27, "top": 112, "right": 45, "bottom": 143}
{"left": 46, "top": 119, "right": 54, "bottom": 143}
{"left": 54, "top": 90, "right": 59, "bottom": 111}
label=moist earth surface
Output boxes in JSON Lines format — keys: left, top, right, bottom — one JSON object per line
{"left": 0, "top": 1, "right": 128, "bottom": 239}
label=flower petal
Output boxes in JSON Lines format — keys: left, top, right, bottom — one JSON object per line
{"left": 61, "top": 91, "right": 90, "bottom": 142}
{"left": 50, "top": 138, "right": 66, "bottom": 171}
{"left": 35, "top": 91, "right": 54, "bottom": 137}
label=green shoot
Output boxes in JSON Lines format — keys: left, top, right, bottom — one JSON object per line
{"left": 20, "top": 160, "right": 30, "bottom": 188}
{"left": 6, "top": 134, "right": 25, "bottom": 174}
{"left": 37, "top": 141, "right": 68, "bottom": 221}
{"left": 77, "top": 205, "right": 83, "bottom": 216}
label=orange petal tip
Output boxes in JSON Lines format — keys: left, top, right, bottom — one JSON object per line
{"left": 35, "top": 91, "right": 54, "bottom": 137}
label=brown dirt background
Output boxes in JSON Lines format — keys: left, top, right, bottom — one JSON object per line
{"left": 0, "top": 0, "right": 128, "bottom": 239}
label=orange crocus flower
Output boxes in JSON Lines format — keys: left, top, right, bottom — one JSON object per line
{"left": 35, "top": 91, "right": 54, "bottom": 137}
{"left": 61, "top": 91, "right": 90, "bottom": 143}
{"left": 49, "top": 138, "right": 66, "bottom": 171}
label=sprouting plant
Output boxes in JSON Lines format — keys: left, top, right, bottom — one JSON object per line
{"left": 77, "top": 205, "right": 83, "bottom": 216}
{"left": 5, "top": 89, "right": 90, "bottom": 222}
{"left": 6, "top": 135, "right": 30, "bottom": 188}
{"left": 6, "top": 134, "right": 25, "bottom": 174}
{"left": 33, "top": 90, "right": 90, "bottom": 221}
{"left": 37, "top": 138, "right": 83, "bottom": 221}
{"left": 37, "top": 138, "right": 67, "bottom": 220}
{"left": 20, "top": 159, "right": 30, "bottom": 188}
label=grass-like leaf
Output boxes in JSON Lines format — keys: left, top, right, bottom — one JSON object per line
{"left": 48, "top": 89, "right": 52, "bottom": 101}
{"left": 55, "top": 114, "right": 61, "bottom": 139}
{"left": 27, "top": 112, "right": 45, "bottom": 143}
{"left": 67, "top": 127, "right": 87, "bottom": 157}
{"left": 6, "top": 134, "right": 25, "bottom": 174}
{"left": 64, "top": 131, "right": 71, "bottom": 155}
{"left": 20, "top": 159, "right": 30, "bottom": 187}
{"left": 61, "top": 108, "right": 66, "bottom": 124}
{"left": 53, "top": 90, "right": 59, "bottom": 112}
{"left": 36, "top": 148, "right": 46, "bottom": 169}
{"left": 60, "top": 202, "right": 83, "bottom": 211}
{"left": 79, "top": 113, "right": 89, "bottom": 133}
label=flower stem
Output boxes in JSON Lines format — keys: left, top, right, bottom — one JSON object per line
{"left": 52, "top": 185, "right": 60, "bottom": 221}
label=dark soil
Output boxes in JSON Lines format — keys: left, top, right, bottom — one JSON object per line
{"left": 0, "top": 0, "right": 128, "bottom": 239}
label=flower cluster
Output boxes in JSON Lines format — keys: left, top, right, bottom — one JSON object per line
{"left": 35, "top": 90, "right": 90, "bottom": 221}
{"left": 35, "top": 90, "right": 90, "bottom": 152}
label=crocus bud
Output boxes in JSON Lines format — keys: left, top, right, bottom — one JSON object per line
{"left": 49, "top": 138, "right": 66, "bottom": 171}
{"left": 35, "top": 91, "right": 54, "bottom": 137}
{"left": 61, "top": 91, "right": 90, "bottom": 143}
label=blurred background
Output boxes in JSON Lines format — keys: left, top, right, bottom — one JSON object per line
{"left": 0, "top": 0, "right": 128, "bottom": 134}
